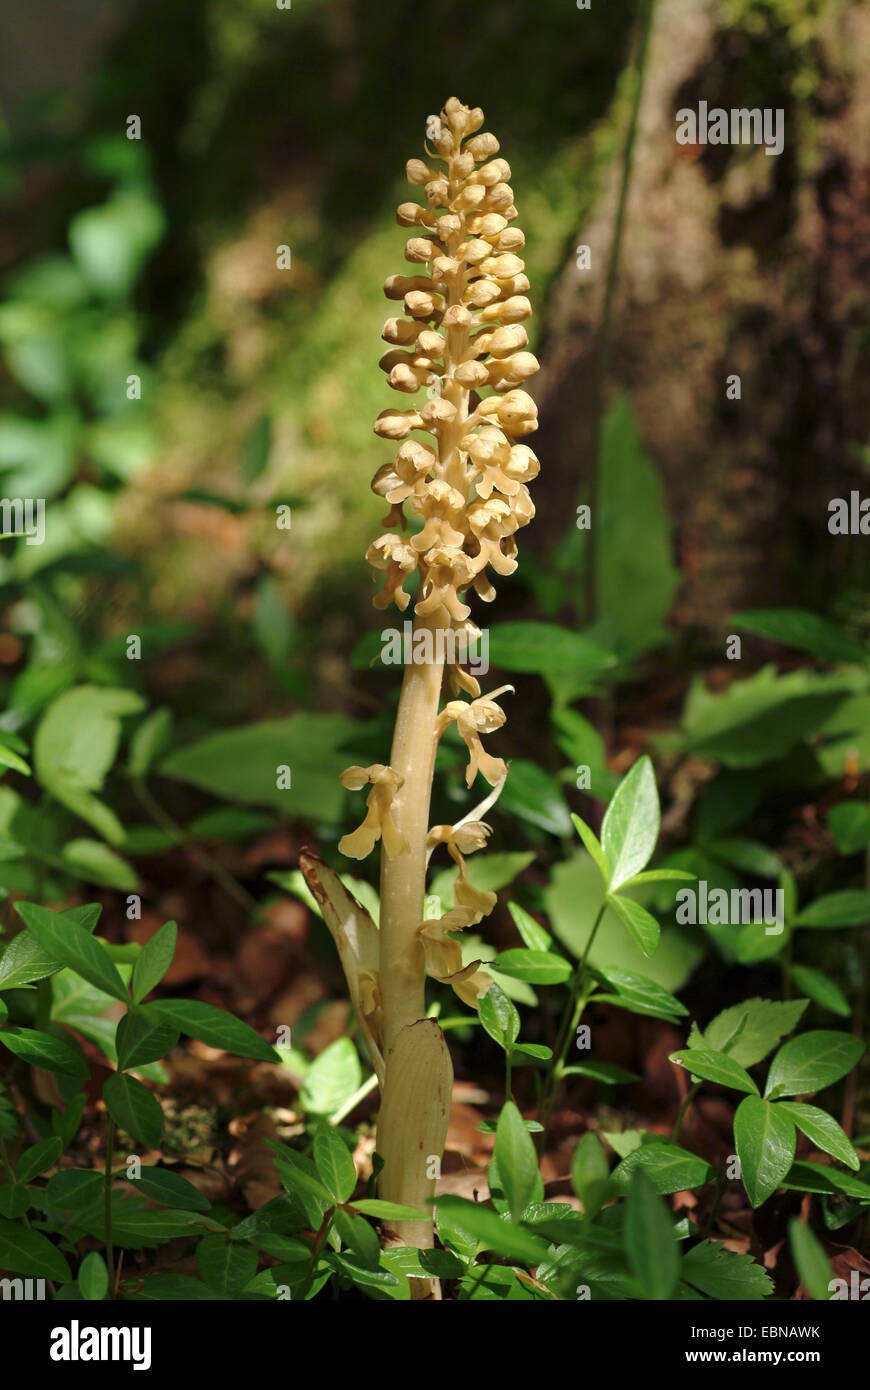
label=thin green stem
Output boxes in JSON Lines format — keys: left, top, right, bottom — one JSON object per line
{"left": 673, "top": 1081, "right": 700, "bottom": 1143}
{"left": 539, "top": 903, "right": 607, "bottom": 1138}
{"left": 329, "top": 1072, "right": 379, "bottom": 1126}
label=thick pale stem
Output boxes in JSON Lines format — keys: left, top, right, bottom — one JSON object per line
{"left": 378, "top": 608, "right": 449, "bottom": 1052}
{"left": 376, "top": 609, "right": 450, "bottom": 1297}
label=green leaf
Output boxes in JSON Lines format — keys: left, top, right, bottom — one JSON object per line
{"left": 595, "top": 394, "right": 679, "bottom": 659}
{"left": 781, "top": 1161, "right": 870, "bottom": 1201}
{"left": 313, "top": 1125, "right": 356, "bottom": 1204}
{"left": 545, "top": 850, "right": 703, "bottom": 991}
{"left": 34, "top": 685, "right": 145, "bottom": 843}
{"left": 125, "top": 1166, "right": 211, "bottom": 1211}
{"left": 17, "top": 1136, "right": 63, "bottom": 1184}
{"left": 131, "top": 921, "right": 177, "bottom": 1004}
{"left": 487, "top": 621, "right": 616, "bottom": 697}
{"left": 680, "top": 1241, "right": 773, "bottom": 1300}
{"left": 250, "top": 1233, "right": 311, "bottom": 1263}
{"left": 681, "top": 666, "right": 855, "bottom": 769}
{"left": 610, "top": 1142, "right": 714, "bottom": 1196}
{"left": 605, "top": 892, "right": 660, "bottom": 957}
{"left": 196, "top": 1235, "right": 258, "bottom": 1297}
{"left": 619, "top": 868, "right": 698, "bottom": 887}
{"left": 600, "top": 756, "right": 660, "bottom": 891}
{"left": 115, "top": 1010, "right": 178, "bottom": 1071}
{"left": 734, "top": 1095, "right": 796, "bottom": 1208}
{"left": 778, "top": 1103, "right": 859, "bottom": 1171}
{"left": 734, "top": 608, "right": 868, "bottom": 665}
{"left": 0, "top": 742, "right": 30, "bottom": 777}
{"left": 143, "top": 999, "right": 278, "bottom": 1063}
{"left": 478, "top": 981, "right": 520, "bottom": 1051}
{"left": 350, "top": 1199, "right": 429, "bottom": 1220}
{"left": 704, "top": 837, "right": 783, "bottom": 879}
{"left": 70, "top": 189, "right": 164, "bottom": 299}
{"left": 60, "top": 839, "right": 138, "bottom": 891}
{"left": 333, "top": 1208, "right": 380, "bottom": 1268}
{"left": 127, "top": 708, "right": 173, "bottom": 779}
{"left": 0, "top": 1025, "right": 87, "bottom": 1077}
{"left": 828, "top": 801, "right": 870, "bottom": 855}
{"left": 489, "top": 948, "right": 572, "bottom": 985}
{"left": 795, "top": 890, "right": 870, "bottom": 928}
{"left": 506, "top": 901, "right": 552, "bottom": 951}
{"left": 299, "top": 1037, "right": 362, "bottom": 1116}
{"left": 571, "top": 813, "right": 610, "bottom": 885}
{"left": 0, "top": 1183, "right": 30, "bottom": 1219}
{"left": 788, "top": 1218, "right": 832, "bottom": 1300}
{"left": 44, "top": 1169, "right": 103, "bottom": 1220}
{"left": 78, "top": 1250, "right": 109, "bottom": 1301}
{"left": 499, "top": 759, "right": 572, "bottom": 836}
{"left": 328, "top": 1252, "right": 402, "bottom": 1293}
{"left": 789, "top": 966, "right": 850, "bottom": 1018}
{"left": 18, "top": 904, "right": 127, "bottom": 1001}
{"left": 494, "top": 1102, "right": 541, "bottom": 1220}
{"left": 764, "top": 1031, "right": 865, "bottom": 1099}
{"left": 596, "top": 968, "right": 688, "bottom": 1019}
{"left": 692, "top": 997, "right": 808, "bottom": 1069}
{"left": 242, "top": 413, "right": 272, "bottom": 485}
{"left": 268, "top": 1143, "right": 335, "bottom": 1205}
{"left": 0, "top": 1218, "right": 72, "bottom": 1283}
{"left": 103, "top": 1072, "right": 164, "bottom": 1149}
{"left": 160, "top": 713, "right": 363, "bottom": 823}
{"left": 670, "top": 1050, "right": 759, "bottom": 1096}
{"left": 625, "top": 1169, "right": 679, "bottom": 1300}
{"left": 563, "top": 1061, "right": 640, "bottom": 1085}
{"left": 433, "top": 1196, "right": 548, "bottom": 1264}
{"left": 570, "top": 1133, "right": 609, "bottom": 1218}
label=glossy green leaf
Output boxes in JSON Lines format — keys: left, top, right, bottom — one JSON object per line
{"left": 605, "top": 892, "right": 660, "bottom": 957}
{"left": 765, "top": 1031, "right": 865, "bottom": 1099}
{"left": 0, "top": 1218, "right": 72, "bottom": 1283}
{"left": 788, "top": 1218, "right": 832, "bottom": 1301}
{"left": 18, "top": 904, "right": 127, "bottom": 1001}
{"left": 17, "top": 1136, "right": 63, "bottom": 1184}
{"left": 570, "top": 1132, "right": 609, "bottom": 1218}
{"left": 670, "top": 1049, "right": 759, "bottom": 1096}
{"left": 795, "top": 891, "right": 870, "bottom": 928}
{"left": 680, "top": 1241, "right": 773, "bottom": 1301}
{"left": 103, "top": 1072, "right": 164, "bottom": 1150}
{"left": 143, "top": 999, "right": 277, "bottom": 1063}
{"left": 494, "top": 1102, "right": 541, "bottom": 1219}
{"left": 478, "top": 981, "right": 520, "bottom": 1050}
{"left": 600, "top": 756, "right": 660, "bottom": 891}
{"left": 78, "top": 1251, "right": 109, "bottom": 1301}
{"left": 490, "top": 948, "right": 572, "bottom": 985}
{"left": 734, "top": 1095, "right": 795, "bottom": 1208}
{"left": 778, "top": 1103, "right": 859, "bottom": 1171}
{"left": 131, "top": 921, "right": 177, "bottom": 1004}
{"left": 433, "top": 1196, "right": 548, "bottom": 1264}
{"left": 625, "top": 1169, "right": 679, "bottom": 1300}
{"left": 196, "top": 1235, "right": 258, "bottom": 1297}
{"left": 0, "top": 1025, "right": 87, "bottom": 1078}
{"left": 789, "top": 966, "right": 850, "bottom": 1018}
{"left": 571, "top": 813, "right": 609, "bottom": 885}
{"left": 313, "top": 1124, "right": 356, "bottom": 1204}
{"left": 610, "top": 1142, "right": 714, "bottom": 1196}
{"left": 124, "top": 1166, "right": 211, "bottom": 1212}
{"left": 506, "top": 901, "right": 552, "bottom": 952}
